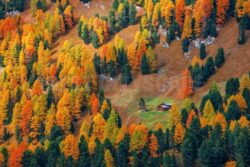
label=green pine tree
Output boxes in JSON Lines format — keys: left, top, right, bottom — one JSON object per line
{"left": 199, "top": 43, "right": 206, "bottom": 60}
{"left": 92, "top": 31, "right": 99, "bottom": 49}
{"left": 121, "top": 64, "right": 132, "bottom": 85}
{"left": 81, "top": 24, "right": 90, "bottom": 44}
{"left": 141, "top": 55, "right": 150, "bottom": 75}
{"left": 215, "top": 48, "right": 225, "bottom": 68}
{"left": 129, "top": 3, "right": 137, "bottom": 25}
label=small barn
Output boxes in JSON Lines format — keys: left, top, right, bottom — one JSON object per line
{"left": 157, "top": 103, "right": 172, "bottom": 111}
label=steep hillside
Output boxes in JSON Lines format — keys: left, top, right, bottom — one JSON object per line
{"left": 18, "top": 0, "right": 250, "bottom": 128}
{"left": 102, "top": 18, "right": 250, "bottom": 127}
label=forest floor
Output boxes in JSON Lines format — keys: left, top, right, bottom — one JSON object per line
{"left": 21, "top": 0, "right": 250, "bottom": 129}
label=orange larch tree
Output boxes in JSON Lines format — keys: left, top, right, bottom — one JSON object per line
{"left": 8, "top": 142, "right": 27, "bottom": 167}
{"left": 186, "top": 110, "right": 196, "bottom": 128}
{"left": 20, "top": 100, "right": 33, "bottom": 135}
{"left": 174, "top": 123, "right": 185, "bottom": 145}
{"left": 216, "top": 0, "right": 226, "bottom": 25}
{"left": 203, "top": 0, "right": 213, "bottom": 18}
{"left": 175, "top": 0, "right": 186, "bottom": 28}
{"left": 90, "top": 93, "right": 99, "bottom": 115}
{"left": 60, "top": 134, "right": 80, "bottom": 160}
{"left": 182, "top": 9, "right": 193, "bottom": 39}
{"left": 32, "top": 80, "right": 43, "bottom": 96}
{"left": 181, "top": 69, "right": 193, "bottom": 99}
{"left": 149, "top": 134, "right": 159, "bottom": 158}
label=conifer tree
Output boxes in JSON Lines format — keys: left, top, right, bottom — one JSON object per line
{"left": 226, "top": 100, "right": 241, "bottom": 121}
{"left": 199, "top": 43, "right": 206, "bottom": 60}
{"left": 204, "top": 57, "right": 215, "bottom": 79}
{"left": 109, "top": 9, "right": 116, "bottom": 33}
{"left": 129, "top": 3, "right": 137, "bottom": 25}
{"left": 182, "top": 38, "right": 190, "bottom": 53}
{"left": 141, "top": 55, "right": 150, "bottom": 75}
{"left": 121, "top": 64, "right": 132, "bottom": 85}
{"left": 215, "top": 48, "right": 225, "bottom": 68}
{"left": 181, "top": 69, "right": 193, "bottom": 98}
{"left": 92, "top": 31, "right": 99, "bottom": 49}
{"left": 238, "top": 20, "right": 246, "bottom": 45}
{"left": 81, "top": 24, "right": 89, "bottom": 44}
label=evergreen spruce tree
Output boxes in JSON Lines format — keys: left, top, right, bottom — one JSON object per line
{"left": 0, "top": 2, "right": 3, "bottom": 19}
{"left": 193, "top": 64, "right": 204, "bottom": 87}
{"left": 185, "top": 0, "right": 191, "bottom": 6}
{"left": 77, "top": 20, "right": 83, "bottom": 36}
{"left": 204, "top": 57, "right": 215, "bottom": 79}
{"left": 167, "top": 26, "right": 175, "bottom": 44}
{"left": 46, "top": 85, "right": 54, "bottom": 108}
{"left": 208, "top": 84, "right": 223, "bottom": 111}
{"left": 154, "top": 128, "right": 165, "bottom": 154}
{"left": 121, "top": 64, "right": 132, "bottom": 85}
{"left": 215, "top": 48, "right": 225, "bottom": 68}
{"left": 152, "top": 28, "right": 160, "bottom": 44}
{"left": 93, "top": 54, "right": 101, "bottom": 74}
{"left": 199, "top": 43, "right": 206, "bottom": 60}
{"left": 22, "top": 150, "right": 38, "bottom": 167}
{"left": 163, "top": 153, "right": 177, "bottom": 167}
{"left": 141, "top": 55, "right": 150, "bottom": 75}
{"left": 122, "top": 1, "right": 129, "bottom": 28}
{"left": 139, "top": 97, "right": 146, "bottom": 110}
{"left": 165, "top": 129, "right": 170, "bottom": 150}
{"left": 78, "top": 136, "right": 90, "bottom": 167}
{"left": 182, "top": 38, "right": 190, "bottom": 53}
{"left": 173, "top": 21, "right": 181, "bottom": 38}
{"left": 202, "top": 19, "right": 212, "bottom": 38}
{"left": 92, "top": 31, "right": 99, "bottom": 49}
{"left": 226, "top": 100, "right": 241, "bottom": 121}
{"left": 112, "top": 0, "right": 119, "bottom": 10}
{"left": 35, "top": 147, "right": 46, "bottom": 167}
{"left": 81, "top": 24, "right": 90, "bottom": 44}
{"left": 181, "top": 138, "right": 196, "bottom": 167}
{"left": 116, "top": 135, "right": 130, "bottom": 167}
{"left": 242, "top": 88, "right": 250, "bottom": 110}
{"left": 229, "top": 0, "right": 236, "bottom": 17}
{"left": 129, "top": 3, "right": 137, "bottom": 25}
{"left": 238, "top": 20, "right": 246, "bottom": 45}
{"left": 117, "top": 49, "right": 128, "bottom": 70}
{"left": 93, "top": 139, "right": 105, "bottom": 167}
{"left": 108, "top": 61, "right": 117, "bottom": 78}
{"left": 210, "top": 23, "right": 217, "bottom": 37}
{"left": 225, "top": 78, "right": 240, "bottom": 96}
{"left": 198, "top": 138, "right": 226, "bottom": 166}
{"left": 241, "top": 14, "right": 250, "bottom": 30}
{"left": 0, "top": 55, "right": 3, "bottom": 67}
{"left": 109, "top": 9, "right": 116, "bottom": 33}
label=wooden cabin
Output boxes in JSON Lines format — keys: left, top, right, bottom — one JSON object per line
{"left": 157, "top": 103, "right": 172, "bottom": 111}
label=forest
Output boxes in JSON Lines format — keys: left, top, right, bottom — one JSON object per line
{"left": 0, "top": 0, "right": 250, "bottom": 167}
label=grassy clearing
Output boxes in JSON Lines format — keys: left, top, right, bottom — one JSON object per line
{"left": 132, "top": 96, "right": 174, "bottom": 129}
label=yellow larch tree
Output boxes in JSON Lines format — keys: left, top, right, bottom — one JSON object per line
{"left": 203, "top": 100, "right": 216, "bottom": 124}
{"left": 60, "top": 134, "right": 80, "bottom": 160}
{"left": 169, "top": 103, "right": 181, "bottom": 128}
{"left": 92, "top": 113, "right": 106, "bottom": 141}
{"left": 240, "top": 74, "right": 250, "bottom": 92}
{"left": 182, "top": 9, "right": 193, "bottom": 39}
{"left": 174, "top": 123, "right": 185, "bottom": 145}
{"left": 104, "top": 149, "right": 115, "bottom": 167}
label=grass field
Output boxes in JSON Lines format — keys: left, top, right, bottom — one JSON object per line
{"left": 130, "top": 96, "right": 174, "bottom": 129}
